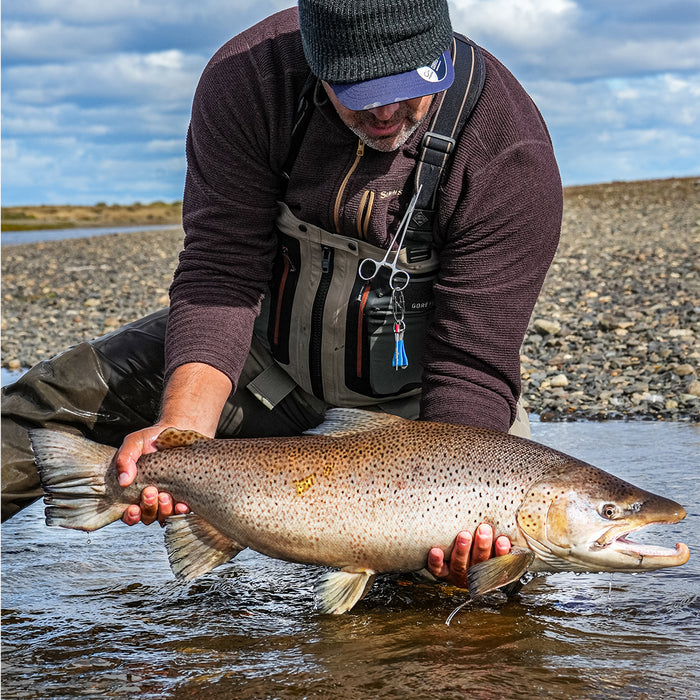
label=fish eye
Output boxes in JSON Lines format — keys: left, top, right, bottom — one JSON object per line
{"left": 600, "top": 503, "right": 618, "bottom": 519}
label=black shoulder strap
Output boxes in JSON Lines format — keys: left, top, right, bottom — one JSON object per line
{"left": 407, "top": 33, "right": 485, "bottom": 245}
{"left": 281, "top": 72, "right": 318, "bottom": 183}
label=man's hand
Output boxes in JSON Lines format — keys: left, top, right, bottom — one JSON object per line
{"left": 115, "top": 362, "right": 233, "bottom": 527}
{"left": 427, "top": 525, "right": 511, "bottom": 588}
{"left": 115, "top": 424, "right": 190, "bottom": 527}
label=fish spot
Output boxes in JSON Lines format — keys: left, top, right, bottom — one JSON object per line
{"left": 294, "top": 474, "right": 315, "bottom": 495}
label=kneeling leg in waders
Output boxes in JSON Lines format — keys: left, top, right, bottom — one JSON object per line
{"left": 1, "top": 310, "right": 169, "bottom": 521}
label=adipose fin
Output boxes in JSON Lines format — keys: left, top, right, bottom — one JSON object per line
{"left": 154, "top": 428, "right": 212, "bottom": 450}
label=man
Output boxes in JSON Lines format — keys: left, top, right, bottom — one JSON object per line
{"left": 2, "top": 0, "right": 562, "bottom": 588}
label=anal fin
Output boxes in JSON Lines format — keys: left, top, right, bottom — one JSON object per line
{"left": 467, "top": 547, "right": 534, "bottom": 598}
{"left": 316, "top": 568, "right": 376, "bottom": 614}
{"left": 165, "top": 513, "right": 243, "bottom": 580}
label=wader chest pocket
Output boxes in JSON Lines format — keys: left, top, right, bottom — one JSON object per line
{"left": 268, "top": 235, "right": 301, "bottom": 365}
{"left": 346, "top": 270, "right": 435, "bottom": 398}
{"left": 259, "top": 204, "right": 439, "bottom": 406}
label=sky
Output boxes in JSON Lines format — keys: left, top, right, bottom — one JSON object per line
{"left": 2, "top": 0, "right": 699, "bottom": 206}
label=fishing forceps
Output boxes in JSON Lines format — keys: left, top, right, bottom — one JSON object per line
{"left": 358, "top": 185, "right": 423, "bottom": 291}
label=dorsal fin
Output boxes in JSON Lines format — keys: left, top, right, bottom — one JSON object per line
{"left": 155, "top": 428, "right": 212, "bottom": 450}
{"left": 304, "top": 408, "right": 406, "bottom": 438}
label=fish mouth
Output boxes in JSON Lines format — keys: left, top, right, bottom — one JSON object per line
{"left": 607, "top": 535, "right": 690, "bottom": 566}
{"left": 593, "top": 518, "right": 690, "bottom": 569}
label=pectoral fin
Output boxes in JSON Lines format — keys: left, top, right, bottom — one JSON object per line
{"left": 316, "top": 568, "right": 376, "bottom": 614}
{"left": 467, "top": 547, "right": 535, "bottom": 598}
{"left": 165, "top": 513, "right": 243, "bottom": 580}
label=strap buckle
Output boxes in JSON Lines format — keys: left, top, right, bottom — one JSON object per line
{"left": 420, "top": 131, "right": 456, "bottom": 156}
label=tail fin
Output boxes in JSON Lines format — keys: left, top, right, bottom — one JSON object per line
{"left": 29, "top": 429, "right": 127, "bottom": 531}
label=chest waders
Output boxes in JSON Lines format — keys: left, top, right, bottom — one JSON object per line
{"left": 252, "top": 33, "right": 486, "bottom": 408}
{"left": 255, "top": 204, "right": 441, "bottom": 405}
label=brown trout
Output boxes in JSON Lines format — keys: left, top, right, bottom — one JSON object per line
{"left": 30, "top": 408, "right": 689, "bottom": 614}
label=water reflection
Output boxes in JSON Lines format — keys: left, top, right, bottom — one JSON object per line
{"left": 2, "top": 422, "right": 698, "bottom": 699}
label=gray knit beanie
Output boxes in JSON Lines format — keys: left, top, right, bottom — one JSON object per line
{"left": 298, "top": 0, "right": 453, "bottom": 84}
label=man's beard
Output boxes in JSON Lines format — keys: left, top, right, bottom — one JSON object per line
{"left": 345, "top": 109, "right": 425, "bottom": 152}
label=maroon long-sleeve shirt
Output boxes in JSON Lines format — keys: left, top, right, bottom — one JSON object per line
{"left": 166, "top": 7, "right": 562, "bottom": 432}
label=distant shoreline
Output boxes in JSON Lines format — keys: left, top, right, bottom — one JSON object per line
{"left": 1, "top": 223, "right": 182, "bottom": 247}
{"left": 1, "top": 200, "right": 182, "bottom": 232}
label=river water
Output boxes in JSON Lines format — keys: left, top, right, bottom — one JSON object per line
{"left": 1, "top": 223, "right": 180, "bottom": 247}
{"left": 2, "top": 420, "right": 699, "bottom": 700}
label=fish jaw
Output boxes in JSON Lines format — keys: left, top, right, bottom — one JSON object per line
{"left": 604, "top": 538, "right": 690, "bottom": 569}
{"left": 536, "top": 526, "right": 691, "bottom": 574}
{"left": 518, "top": 462, "right": 691, "bottom": 574}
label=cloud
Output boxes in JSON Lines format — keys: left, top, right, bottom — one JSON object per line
{"left": 451, "top": 0, "right": 700, "bottom": 81}
{"left": 2, "top": 20, "right": 127, "bottom": 62}
{"left": 530, "top": 71, "right": 700, "bottom": 183}
{"left": 1, "top": 0, "right": 698, "bottom": 205}
{"left": 3, "top": 1, "right": 295, "bottom": 60}
{"left": 450, "top": 0, "right": 580, "bottom": 51}
{"left": 447, "top": 1, "right": 700, "bottom": 186}
{"left": 4, "top": 50, "right": 202, "bottom": 108}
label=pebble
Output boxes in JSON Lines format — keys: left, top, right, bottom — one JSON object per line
{"left": 517, "top": 177, "right": 699, "bottom": 422}
{"left": 533, "top": 319, "right": 561, "bottom": 336}
{"left": 673, "top": 364, "right": 696, "bottom": 377}
{"left": 549, "top": 374, "right": 569, "bottom": 388}
{"left": 2, "top": 178, "right": 699, "bottom": 422}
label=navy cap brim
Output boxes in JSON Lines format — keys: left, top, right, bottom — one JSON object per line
{"left": 329, "top": 50, "right": 454, "bottom": 111}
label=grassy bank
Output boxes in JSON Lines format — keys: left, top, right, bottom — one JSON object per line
{"left": 1, "top": 201, "right": 182, "bottom": 232}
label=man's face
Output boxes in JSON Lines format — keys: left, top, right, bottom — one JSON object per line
{"left": 323, "top": 83, "right": 434, "bottom": 152}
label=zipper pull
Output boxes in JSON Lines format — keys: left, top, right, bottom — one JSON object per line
{"left": 357, "top": 140, "right": 365, "bottom": 157}
{"left": 282, "top": 245, "right": 296, "bottom": 272}
{"left": 321, "top": 246, "right": 332, "bottom": 273}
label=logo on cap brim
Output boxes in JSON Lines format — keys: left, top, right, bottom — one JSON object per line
{"left": 330, "top": 50, "right": 454, "bottom": 111}
{"left": 416, "top": 52, "right": 450, "bottom": 83}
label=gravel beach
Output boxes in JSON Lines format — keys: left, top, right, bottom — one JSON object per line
{"left": 2, "top": 177, "right": 699, "bottom": 421}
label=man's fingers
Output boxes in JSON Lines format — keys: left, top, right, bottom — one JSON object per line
{"left": 450, "top": 532, "right": 471, "bottom": 572}
{"left": 139, "top": 486, "right": 159, "bottom": 525}
{"left": 470, "top": 524, "right": 494, "bottom": 566}
{"left": 157, "top": 492, "right": 174, "bottom": 526}
{"left": 115, "top": 428, "right": 162, "bottom": 488}
{"left": 447, "top": 531, "right": 472, "bottom": 586}
{"left": 428, "top": 527, "right": 512, "bottom": 587}
{"left": 494, "top": 535, "right": 511, "bottom": 557}
{"left": 117, "top": 462, "right": 136, "bottom": 488}
{"left": 122, "top": 504, "right": 141, "bottom": 526}
{"left": 428, "top": 547, "right": 450, "bottom": 578}
{"left": 115, "top": 434, "right": 145, "bottom": 487}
